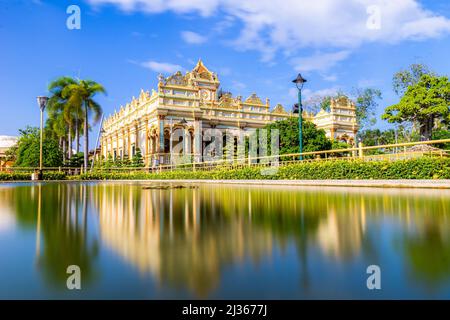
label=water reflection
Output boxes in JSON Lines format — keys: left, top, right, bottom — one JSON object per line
{"left": 0, "top": 182, "right": 449, "bottom": 298}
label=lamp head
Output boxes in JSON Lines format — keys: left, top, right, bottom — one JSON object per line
{"left": 292, "top": 73, "right": 307, "bottom": 90}
{"left": 37, "top": 96, "right": 49, "bottom": 111}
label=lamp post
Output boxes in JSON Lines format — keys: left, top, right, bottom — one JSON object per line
{"left": 292, "top": 73, "right": 307, "bottom": 160}
{"left": 36, "top": 96, "right": 48, "bottom": 180}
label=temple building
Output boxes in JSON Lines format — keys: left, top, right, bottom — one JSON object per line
{"left": 303, "top": 97, "right": 359, "bottom": 144}
{"left": 0, "top": 136, "right": 17, "bottom": 170}
{"left": 101, "top": 60, "right": 358, "bottom": 165}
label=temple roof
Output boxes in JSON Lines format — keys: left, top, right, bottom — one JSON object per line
{"left": 244, "top": 93, "right": 264, "bottom": 105}
{"left": 193, "top": 59, "right": 210, "bottom": 74}
{"left": 271, "top": 104, "right": 288, "bottom": 114}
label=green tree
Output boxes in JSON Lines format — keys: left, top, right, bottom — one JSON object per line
{"left": 383, "top": 74, "right": 450, "bottom": 141}
{"left": 63, "top": 80, "right": 106, "bottom": 170}
{"left": 67, "top": 152, "right": 84, "bottom": 168}
{"left": 47, "top": 76, "right": 78, "bottom": 159}
{"left": 13, "top": 127, "right": 63, "bottom": 167}
{"left": 393, "top": 63, "right": 434, "bottom": 96}
{"left": 114, "top": 158, "right": 123, "bottom": 167}
{"left": 104, "top": 154, "right": 114, "bottom": 169}
{"left": 131, "top": 148, "right": 145, "bottom": 167}
{"left": 353, "top": 88, "right": 382, "bottom": 130}
{"left": 122, "top": 157, "right": 131, "bottom": 167}
{"left": 265, "top": 117, "right": 332, "bottom": 156}
{"left": 432, "top": 129, "right": 450, "bottom": 150}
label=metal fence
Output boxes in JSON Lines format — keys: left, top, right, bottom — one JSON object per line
{"left": 1, "top": 138, "right": 449, "bottom": 175}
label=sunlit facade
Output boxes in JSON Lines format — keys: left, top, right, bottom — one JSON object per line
{"left": 0, "top": 135, "right": 17, "bottom": 169}
{"left": 101, "top": 60, "right": 358, "bottom": 166}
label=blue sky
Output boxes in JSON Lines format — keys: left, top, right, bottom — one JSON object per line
{"left": 1, "top": 0, "right": 449, "bottom": 140}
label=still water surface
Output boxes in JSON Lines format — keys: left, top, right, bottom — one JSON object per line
{"left": 0, "top": 181, "right": 449, "bottom": 299}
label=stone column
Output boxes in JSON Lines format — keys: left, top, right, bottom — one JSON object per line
{"left": 184, "top": 127, "right": 190, "bottom": 156}
{"left": 158, "top": 116, "right": 165, "bottom": 164}
{"left": 134, "top": 121, "right": 139, "bottom": 156}
{"left": 127, "top": 127, "right": 131, "bottom": 160}
{"left": 330, "top": 127, "right": 336, "bottom": 141}
{"left": 122, "top": 129, "right": 126, "bottom": 159}
{"left": 145, "top": 118, "right": 150, "bottom": 166}
{"left": 115, "top": 132, "right": 119, "bottom": 160}
{"left": 101, "top": 136, "right": 106, "bottom": 159}
{"left": 194, "top": 119, "right": 202, "bottom": 162}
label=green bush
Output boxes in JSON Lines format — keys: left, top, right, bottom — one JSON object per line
{"left": 0, "top": 171, "right": 67, "bottom": 181}
{"left": 73, "top": 158, "right": 450, "bottom": 180}
{"left": 2, "top": 158, "right": 449, "bottom": 181}
{"left": 0, "top": 172, "right": 32, "bottom": 181}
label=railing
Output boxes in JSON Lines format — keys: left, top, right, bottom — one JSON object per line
{"left": 1, "top": 139, "right": 449, "bottom": 175}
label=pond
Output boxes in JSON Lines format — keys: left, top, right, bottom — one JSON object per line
{"left": 0, "top": 181, "right": 449, "bottom": 299}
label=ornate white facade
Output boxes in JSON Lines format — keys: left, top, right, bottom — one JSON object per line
{"left": 101, "top": 60, "right": 358, "bottom": 165}
{"left": 303, "top": 97, "right": 359, "bottom": 144}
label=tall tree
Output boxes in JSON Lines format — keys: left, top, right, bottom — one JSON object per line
{"left": 63, "top": 80, "right": 106, "bottom": 170}
{"left": 47, "top": 77, "right": 78, "bottom": 159}
{"left": 265, "top": 117, "right": 332, "bottom": 156}
{"left": 13, "top": 126, "right": 63, "bottom": 167}
{"left": 383, "top": 74, "right": 450, "bottom": 141}
{"left": 393, "top": 63, "right": 433, "bottom": 97}
{"left": 352, "top": 88, "right": 382, "bottom": 130}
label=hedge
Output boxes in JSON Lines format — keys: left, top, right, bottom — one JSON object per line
{"left": 72, "top": 158, "right": 450, "bottom": 181}
{"left": 2, "top": 158, "right": 450, "bottom": 181}
{"left": 0, "top": 171, "right": 67, "bottom": 181}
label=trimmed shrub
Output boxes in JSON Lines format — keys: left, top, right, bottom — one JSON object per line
{"left": 0, "top": 171, "right": 67, "bottom": 181}
{"left": 72, "top": 158, "right": 450, "bottom": 181}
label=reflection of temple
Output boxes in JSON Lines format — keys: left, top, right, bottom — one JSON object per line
{"left": 316, "top": 206, "right": 366, "bottom": 260}
{"left": 101, "top": 60, "right": 359, "bottom": 166}
{"left": 93, "top": 184, "right": 274, "bottom": 297}
{"left": 2, "top": 183, "right": 449, "bottom": 297}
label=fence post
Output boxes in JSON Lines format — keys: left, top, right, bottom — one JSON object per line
{"left": 358, "top": 142, "right": 364, "bottom": 159}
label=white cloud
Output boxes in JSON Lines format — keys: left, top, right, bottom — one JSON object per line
{"left": 321, "top": 74, "right": 338, "bottom": 82}
{"left": 231, "top": 80, "right": 246, "bottom": 91}
{"left": 88, "top": 0, "right": 450, "bottom": 63}
{"left": 181, "top": 31, "right": 207, "bottom": 44}
{"left": 291, "top": 51, "right": 351, "bottom": 73}
{"left": 87, "top": 0, "right": 220, "bottom": 16}
{"left": 302, "top": 87, "right": 342, "bottom": 101}
{"left": 140, "top": 60, "right": 184, "bottom": 73}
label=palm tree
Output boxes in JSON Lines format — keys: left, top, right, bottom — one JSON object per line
{"left": 63, "top": 80, "right": 105, "bottom": 170}
{"left": 45, "top": 110, "right": 68, "bottom": 161}
{"left": 47, "top": 77, "right": 78, "bottom": 159}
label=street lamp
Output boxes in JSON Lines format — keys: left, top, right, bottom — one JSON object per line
{"left": 36, "top": 96, "right": 48, "bottom": 180}
{"left": 292, "top": 73, "right": 307, "bottom": 160}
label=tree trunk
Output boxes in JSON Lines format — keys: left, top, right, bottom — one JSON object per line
{"left": 62, "top": 138, "right": 66, "bottom": 162}
{"left": 68, "top": 124, "right": 73, "bottom": 159}
{"left": 84, "top": 102, "right": 89, "bottom": 171}
{"left": 75, "top": 118, "right": 80, "bottom": 155}
{"left": 419, "top": 117, "right": 433, "bottom": 141}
